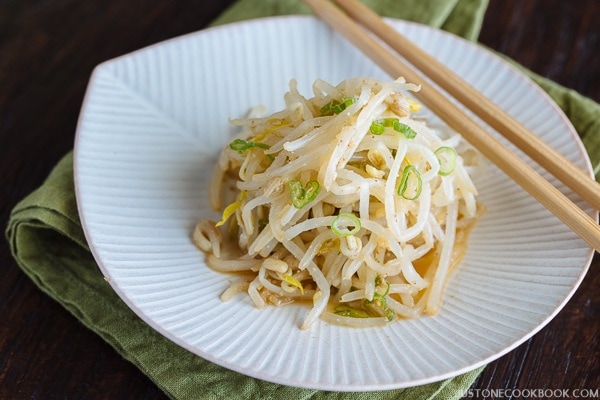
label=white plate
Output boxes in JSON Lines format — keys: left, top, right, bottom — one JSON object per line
{"left": 74, "top": 16, "right": 596, "bottom": 391}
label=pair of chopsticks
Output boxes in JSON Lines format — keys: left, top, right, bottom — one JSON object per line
{"left": 303, "top": 0, "right": 600, "bottom": 252}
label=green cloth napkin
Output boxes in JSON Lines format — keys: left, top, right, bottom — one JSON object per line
{"left": 7, "top": 0, "right": 600, "bottom": 399}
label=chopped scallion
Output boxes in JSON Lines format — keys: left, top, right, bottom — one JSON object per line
{"left": 435, "top": 146, "right": 457, "bottom": 176}
{"left": 397, "top": 165, "right": 422, "bottom": 200}
{"left": 386, "top": 309, "right": 395, "bottom": 322}
{"left": 320, "top": 97, "right": 356, "bottom": 116}
{"left": 289, "top": 179, "right": 320, "bottom": 209}
{"left": 334, "top": 306, "right": 369, "bottom": 318}
{"left": 375, "top": 278, "right": 390, "bottom": 296}
{"left": 229, "top": 138, "right": 270, "bottom": 154}
{"left": 368, "top": 118, "right": 416, "bottom": 138}
{"left": 332, "top": 97, "right": 356, "bottom": 114}
{"left": 393, "top": 120, "right": 417, "bottom": 139}
{"left": 320, "top": 100, "right": 337, "bottom": 116}
{"left": 364, "top": 292, "right": 388, "bottom": 310}
{"left": 382, "top": 118, "right": 397, "bottom": 127}
{"left": 369, "top": 120, "right": 385, "bottom": 135}
{"left": 331, "top": 212, "right": 361, "bottom": 236}
{"left": 374, "top": 292, "right": 387, "bottom": 309}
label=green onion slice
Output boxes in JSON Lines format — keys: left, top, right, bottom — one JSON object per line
{"left": 331, "top": 212, "right": 361, "bottom": 236}
{"left": 369, "top": 120, "right": 385, "bottom": 135}
{"left": 435, "top": 146, "right": 457, "bottom": 176}
{"left": 334, "top": 306, "right": 369, "bottom": 318}
{"left": 320, "top": 97, "right": 356, "bottom": 116}
{"left": 229, "top": 138, "right": 270, "bottom": 154}
{"left": 332, "top": 97, "right": 356, "bottom": 114}
{"left": 376, "top": 278, "right": 390, "bottom": 296}
{"left": 393, "top": 120, "right": 417, "bottom": 139}
{"left": 289, "top": 179, "right": 320, "bottom": 209}
{"left": 382, "top": 118, "right": 397, "bottom": 127}
{"left": 368, "top": 118, "right": 416, "bottom": 138}
{"left": 386, "top": 309, "right": 395, "bottom": 322}
{"left": 398, "top": 165, "right": 422, "bottom": 200}
{"left": 364, "top": 292, "right": 388, "bottom": 310}
{"left": 320, "top": 100, "right": 337, "bottom": 116}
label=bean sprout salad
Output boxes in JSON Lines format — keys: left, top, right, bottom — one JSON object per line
{"left": 194, "top": 77, "right": 482, "bottom": 329}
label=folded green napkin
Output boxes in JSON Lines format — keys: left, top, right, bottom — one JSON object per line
{"left": 7, "top": 0, "right": 600, "bottom": 399}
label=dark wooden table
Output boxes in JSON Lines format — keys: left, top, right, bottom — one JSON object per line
{"left": 1, "top": 1, "right": 598, "bottom": 398}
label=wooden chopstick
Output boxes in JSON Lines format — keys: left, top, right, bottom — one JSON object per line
{"left": 303, "top": 0, "right": 600, "bottom": 252}
{"left": 331, "top": 0, "right": 600, "bottom": 210}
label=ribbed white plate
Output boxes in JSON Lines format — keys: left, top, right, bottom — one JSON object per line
{"left": 74, "top": 16, "right": 596, "bottom": 391}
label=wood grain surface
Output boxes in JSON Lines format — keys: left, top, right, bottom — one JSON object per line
{"left": 1, "top": 1, "right": 598, "bottom": 398}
